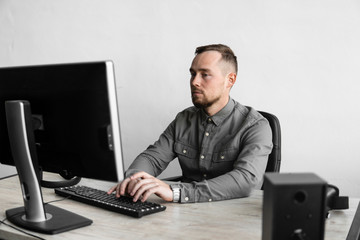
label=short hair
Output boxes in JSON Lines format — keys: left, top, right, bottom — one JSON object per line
{"left": 195, "top": 44, "right": 238, "bottom": 74}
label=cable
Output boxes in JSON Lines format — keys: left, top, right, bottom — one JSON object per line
{"left": 44, "top": 195, "right": 71, "bottom": 205}
{"left": 41, "top": 176, "right": 81, "bottom": 188}
{"left": 0, "top": 217, "right": 46, "bottom": 240}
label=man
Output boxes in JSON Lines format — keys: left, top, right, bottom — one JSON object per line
{"left": 108, "top": 44, "right": 273, "bottom": 203}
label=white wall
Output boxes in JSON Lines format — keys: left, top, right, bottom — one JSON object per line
{"left": 1, "top": 0, "right": 360, "bottom": 197}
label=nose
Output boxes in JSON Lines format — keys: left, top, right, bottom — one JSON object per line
{"left": 190, "top": 73, "right": 201, "bottom": 87}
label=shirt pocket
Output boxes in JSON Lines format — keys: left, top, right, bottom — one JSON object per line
{"left": 174, "top": 142, "right": 198, "bottom": 159}
{"left": 211, "top": 148, "right": 239, "bottom": 174}
{"left": 174, "top": 141, "right": 199, "bottom": 169}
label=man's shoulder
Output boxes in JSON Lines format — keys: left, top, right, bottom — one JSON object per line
{"left": 232, "top": 100, "right": 267, "bottom": 125}
{"left": 176, "top": 106, "right": 200, "bottom": 117}
{"left": 168, "top": 106, "right": 200, "bottom": 129}
{"left": 182, "top": 105, "right": 199, "bottom": 112}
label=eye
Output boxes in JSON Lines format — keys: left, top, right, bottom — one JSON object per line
{"left": 202, "top": 73, "right": 211, "bottom": 79}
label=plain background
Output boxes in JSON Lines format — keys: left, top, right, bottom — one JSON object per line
{"left": 1, "top": 0, "right": 360, "bottom": 197}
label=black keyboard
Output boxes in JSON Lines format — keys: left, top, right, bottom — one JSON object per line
{"left": 54, "top": 185, "right": 166, "bottom": 218}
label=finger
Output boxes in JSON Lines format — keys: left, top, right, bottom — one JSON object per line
{"left": 107, "top": 185, "right": 118, "bottom": 195}
{"left": 126, "top": 179, "right": 136, "bottom": 194}
{"left": 130, "top": 171, "right": 152, "bottom": 180}
{"left": 133, "top": 182, "right": 159, "bottom": 202}
{"left": 140, "top": 185, "right": 159, "bottom": 202}
{"left": 117, "top": 178, "right": 131, "bottom": 197}
{"left": 107, "top": 184, "right": 122, "bottom": 198}
{"left": 130, "top": 178, "right": 154, "bottom": 196}
{"left": 116, "top": 184, "right": 122, "bottom": 198}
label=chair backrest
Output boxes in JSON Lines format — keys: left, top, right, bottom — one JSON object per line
{"left": 258, "top": 110, "right": 281, "bottom": 173}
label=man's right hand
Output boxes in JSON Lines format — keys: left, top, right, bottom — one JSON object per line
{"left": 107, "top": 176, "right": 138, "bottom": 198}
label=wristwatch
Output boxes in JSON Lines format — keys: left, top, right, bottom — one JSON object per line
{"left": 170, "top": 185, "right": 181, "bottom": 203}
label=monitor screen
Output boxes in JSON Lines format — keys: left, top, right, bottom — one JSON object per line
{"left": 0, "top": 61, "right": 124, "bottom": 182}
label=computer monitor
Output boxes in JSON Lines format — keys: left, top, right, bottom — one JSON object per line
{"left": 0, "top": 61, "right": 125, "bottom": 234}
{"left": 0, "top": 61, "right": 124, "bottom": 183}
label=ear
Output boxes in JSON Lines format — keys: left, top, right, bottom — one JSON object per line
{"left": 226, "top": 73, "right": 237, "bottom": 88}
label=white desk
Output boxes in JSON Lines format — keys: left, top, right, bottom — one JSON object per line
{"left": 0, "top": 173, "right": 358, "bottom": 240}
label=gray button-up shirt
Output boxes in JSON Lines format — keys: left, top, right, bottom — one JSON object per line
{"left": 125, "top": 98, "right": 273, "bottom": 203}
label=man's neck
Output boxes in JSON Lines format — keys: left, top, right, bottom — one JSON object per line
{"left": 204, "top": 97, "right": 230, "bottom": 116}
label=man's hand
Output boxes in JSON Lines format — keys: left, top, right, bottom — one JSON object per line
{"left": 107, "top": 171, "right": 173, "bottom": 202}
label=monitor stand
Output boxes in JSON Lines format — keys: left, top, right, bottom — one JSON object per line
{"left": 5, "top": 100, "right": 92, "bottom": 234}
{"left": 40, "top": 171, "right": 82, "bottom": 188}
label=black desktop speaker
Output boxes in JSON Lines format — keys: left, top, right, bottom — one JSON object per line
{"left": 262, "top": 173, "right": 327, "bottom": 240}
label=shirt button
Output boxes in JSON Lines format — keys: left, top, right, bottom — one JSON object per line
{"left": 220, "top": 155, "right": 225, "bottom": 160}
{"left": 184, "top": 197, "right": 189, "bottom": 202}
{"left": 200, "top": 155, "right": 205, "bottom": 159}
{"left": 203, "top": 173, "right": 207, "bottom": 178}
{"left": 209, "top": 199, "right": 212, "bottom": 202}
{"left": 183, "top": 149, "right": 187, "bottom": 154}
{"left": 208, "top": 118, "right": 212, "bottom": 122}
{"left": 205, "top": 132, "right": 209, "bottom": 136}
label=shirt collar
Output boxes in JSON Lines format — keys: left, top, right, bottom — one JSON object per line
{"left": 200, "top": 98, "right": 235, "bottom": 126}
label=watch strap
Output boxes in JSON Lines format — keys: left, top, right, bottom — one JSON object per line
{"left": 170, "top": 185, "right": 181, "bottom": 203}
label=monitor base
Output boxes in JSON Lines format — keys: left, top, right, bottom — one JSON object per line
{"left": 6, "top": 204, "right": 92, "bottom": 234}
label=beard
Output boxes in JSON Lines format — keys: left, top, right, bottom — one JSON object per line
{"left": 192, "top": 94, "right": 221, "bottom": 110}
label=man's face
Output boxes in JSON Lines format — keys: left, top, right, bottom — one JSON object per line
{"left": 189, "top": 51, "right": 231, "bottom": 110}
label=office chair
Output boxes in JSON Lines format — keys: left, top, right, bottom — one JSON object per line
{"left": 257, "top": 110, "right": 281, "bottom": 174}
{"left": 163, "top": 109, "right": 281, "bottom": 188}
{"left": 257, "top": 110, "right": 281, "bottom": 189}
